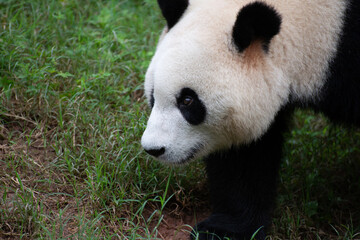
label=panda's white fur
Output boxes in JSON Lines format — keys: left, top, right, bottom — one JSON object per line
{"left": 141, "top": 0, "right": 347, "bottom": 164}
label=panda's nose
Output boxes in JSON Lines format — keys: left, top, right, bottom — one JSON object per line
{"left": 144, "top": 147, "right": 165, "bottom": 157}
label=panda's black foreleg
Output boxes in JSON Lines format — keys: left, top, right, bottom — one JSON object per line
{"left": 191, "top": 110, "right": 289, "bottom": 240}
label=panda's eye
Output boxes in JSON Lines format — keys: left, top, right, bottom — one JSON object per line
{"left": 182, "top": 96, "right": 193, "bottom": 106}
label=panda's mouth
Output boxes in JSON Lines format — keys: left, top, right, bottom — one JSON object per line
{"left": 153, "top": 142, "right": 206, "bottom": 165}
{"left": 173, "top": 144, "right": 204, "bottom": 165}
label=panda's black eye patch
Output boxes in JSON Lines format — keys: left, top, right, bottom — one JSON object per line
{"left": 150, "top": 88, "right": 155, "bottom": 109}
{"left": 176, "top": 88, "right": 206, "bottom": 125}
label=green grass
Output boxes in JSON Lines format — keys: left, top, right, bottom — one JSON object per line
{"left": 272, "top": 111, "right": 360, "bottom": 239}
{"left": 0, "top": 0, "right": 359, "bottom": 239}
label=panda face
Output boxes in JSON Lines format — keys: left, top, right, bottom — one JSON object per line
{"left": 141, "top": 85, "right": 212, "bottom": 164}
{"left": 141, "top": 38, "right": 232, "bottom": 164}
{"left": 141, "top": 0, "right": 292, "bottom": 164}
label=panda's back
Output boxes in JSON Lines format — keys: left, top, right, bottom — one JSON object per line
{"left": 268, "top": 0, "right": 348, "bottom": 100}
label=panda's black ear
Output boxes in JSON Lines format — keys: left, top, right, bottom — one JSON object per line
{"left": 157, "top": 0, "right": 189, "bottom": 29}
{"left": 232, "top": 1, "right": 281, "bottom": 52}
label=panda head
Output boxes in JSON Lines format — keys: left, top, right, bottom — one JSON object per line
{"left": 141, "top": 0, "right": 290, "bottom": 164}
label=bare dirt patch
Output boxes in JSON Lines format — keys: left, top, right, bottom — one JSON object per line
{"left": 141, "top": 203, "right": 211, "bottom": 240}
{"left": 0, "top": 114, "right": 83, "bottom": 239}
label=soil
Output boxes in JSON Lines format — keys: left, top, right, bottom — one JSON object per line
{"left": 143, "top": 206, "right": 211, "bottom": 240}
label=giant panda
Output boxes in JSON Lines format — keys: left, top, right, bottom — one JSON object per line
{"left": 141, "top": 0, "right": 360, "bottom": 239}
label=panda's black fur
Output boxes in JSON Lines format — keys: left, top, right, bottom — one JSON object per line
{"left": 148, "top": 0, "right": 360, "bottom": 239}
{"left": 201, "top": 108, "right": 289, "bottom": 240}
{"left": 157, "top": 0, "right": 189, "bottom": 29}
{"left": 176, "top": 87, "right": 207, "bottom": 125}
{"left": 312, "top": 2, "right": 360, "bottom": 125}
{"left": 232, "top": 1, "right": 282, "bottom": 52}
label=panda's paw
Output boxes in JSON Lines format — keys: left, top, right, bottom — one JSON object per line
{"left": 190, "top": 221, "right": 227, "bottom": 240}
{"left": 189, "top": 214, "right": 265, "bottom": 240}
